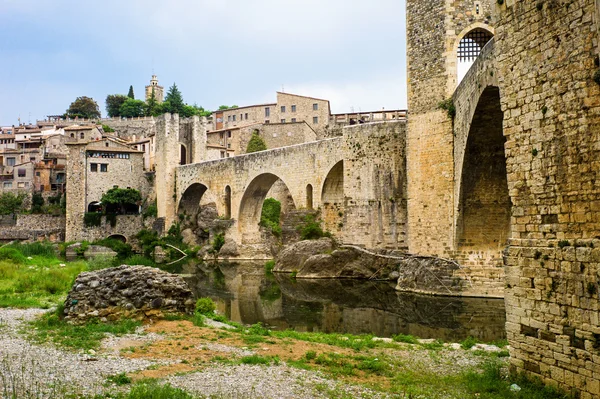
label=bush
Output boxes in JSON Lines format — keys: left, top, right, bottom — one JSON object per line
{"left": 246, "top": 130, "right": 267, "bottom": 153}
{"left": 195, "top": 297, "right": 216, "bottom": 316}
{"left": 212, "top": 233, "right": 225, "bottom": 253}
{"left": 84, "top": 212, "right": 102, "bottom": 227}
{"left": 298, "top": 214, "right": 330, "bottom": 240}
{"left": 31, "top": 193, "right": 44, "bottom": 213}
{"left": 6, "top": 241, "right": 56, "bottom": 258}
{"left": 260, "top": 198, "right": 281, "bottom": 236}
{"left": 0, "top": 247, "right": 27, "bottom": 264}
{"left": 143, "top": 202, "right": 158, "bottom": 218}
{"left": 87, "top": 255, "right": 116, "bottom": 271}
{"left": 122, "top": 255, "right": 155, "bottom": 267}
{"left": 92, "top": 238, "right": 133, "bottom": 259}
{"left": 0, "top": 192, "right": 25, "bottom": 215}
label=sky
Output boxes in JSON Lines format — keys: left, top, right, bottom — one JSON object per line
{"left": 0, "top": 0, "right": 407, "bottom": 126}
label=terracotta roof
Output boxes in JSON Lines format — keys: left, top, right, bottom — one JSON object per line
{"left": 276, "top": 92, "right": 330, "bottom": 103}
{"left": 86, "top": 146, "right": 143, "bottom": 153}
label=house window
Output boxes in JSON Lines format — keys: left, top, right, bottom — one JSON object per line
{"left": 265, "top": 120, "right": 270, "bottom": 124}
{"left": 265, "top": 107, "right": 270, "bottom": 117}
{"left": 281, "top": 106, "right": 286, "bottom": 113}
{"left": 220, "top": 132, "right": 224, "bottom": 139}
{"left": 17, "top": 182, "right": 25, "bottom": 188}
{"left": 30, "top": 157, "right": 35, "bottom": 162}
{"left": 17, "top": 168, "right": 26, "bottom": 177}
{"left": 142, "top": 144, "right": 145, "bottom": 152}
{"left": 313, "top": 116, "right": 318, "bottom": 124}
{"left": 291, "top": 105, "right": 296, "bottom": 112}
{"left": 240, "top": 114, "right": 243, "bottom": 120}
{"left": 220, "top": 151, "right": 226, "bottom": 158}
{"left": 291, "top": 118, "right": 297, "bottom": 123}
{"left": 105, "top": 142, "right": 109, "bottom": 147}
{"left": 245, "top": 113, "right": 248, "bottom": 120}
{"left": 313, "top": 103, "right": 318, "bottom": 111}
{"left": 227, "top": 131, "right": 232, "bottom": 138}
{"left": 80, "top": 132, "right": 85, "bottom": 139}
{"left": 227, "top": 143, "right": 231, "bottom": 148}
{"left": 70, "top": 133, "right": 75, "bottom": 138}
{"left": 281, "top": 119, "right": 286, "bottom": 123}
{"left": 90, "top": 163, "right": 98, "bottom": 172}
{"left": 100, "top": 164, "right": 108, "bottom": 172}
{"left": 7, "top": 158, "right": 15, "bottom": 166}
{"left": 3, "top": 182, "right": 11, "bottom": 188}
{"left": 233, "top": 115, "right": 236, "bottom": 121}
{"left": 35, "top": 172, "right": 40, "bottom": 177}
{"left": 228, "top": 115, "right": 231, "bottom": 122}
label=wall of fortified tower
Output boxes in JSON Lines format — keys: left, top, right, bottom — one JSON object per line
{"left": 496, "top": 0, "right": 600, "bottom": 396}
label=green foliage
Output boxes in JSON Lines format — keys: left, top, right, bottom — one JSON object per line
{"left": 211, "top": 233, "right": 225, "bottom": 253}
{"left": 5, "top": 241, "right": 56, "bottom": 258}
{"left": 106, "top": 212, "right": 117, "bottom": 227}
{"left": 122, "top": 255, "right": 155, "bottom": 267}
{"left": 438, "top": 98, "right": 456, "bottom": 119}
{"left": 119, "top": 98, "right": 146, "bottom": 118}
{"left": 195, "top": 297, "right": 216, "bottom": 316}
{"left": 105, "top": 94, "right": 128, "bottom": 118}
{"left": 218, "top": 105, "right": 238, "bottom": 110}
{"left": 107, "top": 380, "right": 198, "bottom": 399}
{"left": 240, "top": 355, "right": 279, "bottom": 365}
{"left": 0, "top": 192, "right": 25, "bottom": 215}
{"left": 101, "top": 187, "right": 142, "bottom": 214}
{"left": 87, "top": 255, "right": 116, "bottom": 271}
{"left": 460, "top": 336, "right": 478, "bottom": 350}
{"left": 145, "top": 87, "right": 160, "bottom": 116}
{"left": 107, "top": 372, "right": 132, "bottom": 385}
{"left": 143, "top": 202, "right": 158, "bottom": 218}
{"left": 558, "top": 240, "right": 570, "bottom": 248}
{"left": 30, "top": 315, "right": 141, "bottom": 350}
{"left": 127, "top": 85, "right": 135, "bottom": 99}
{"left": 0, "top": 248, "right": 26, "bottom": 264}
{"left": 264, "top": 260, "right": 275, "bottom": 274}
{"left": 102, "top": 124, "right": 115, "bottom": 133}
{"left": 136, "top": 229, "right": 160, "bottom": 257}
{"left": 84, "top": 212, "right": 102, "bottom": 227}
{"left": 66, "top": 96, "right": 101, "bottom": 119}
{"left": 31, "top": 193, "right": 44, "bottom": 213}
{"left": 260, "top": 198, "right": 281, "bottom": 236}
{"left": 163, "top": 83, "right": 185, "bottom": 114}
{"left": 246, "top": 130, "right": 267, "bottom": 153}
{"left": 92, "top": 238, "right": 133, "bottom": 259}
{"left": 298, "top": 214, "right": 330, "bottom": 240}
{"left": 392, "top": 333, "right": 418, "bottom": 344}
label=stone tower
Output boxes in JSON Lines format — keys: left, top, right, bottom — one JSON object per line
{"left": 405, "top": 0, "right": 493, "bottom": 257}
{"left": 145, "top": 75, "right": 164, "bottom": 104}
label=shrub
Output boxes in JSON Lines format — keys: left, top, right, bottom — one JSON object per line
{"left": 84, "top": 212, "right": 102, "bottom": 227}
{"left": 0, "top": 247, "right": 26, "bottom": 264}
{"left": 87, "top": 255, "right": 116, "bottom": 271}
{"left": 212, "top": 233, "right": 225, "bottom": 253}
{"left": 143, "top": 202, "right": 158, "bottom": 218}
{"left": 0, "top": 192, "right": 25, "bottom": 215}
{"left": 195, "top": 297, "right": 216, "bottom": 315}
{"left": 260, "top": 198, "right": 282, "bottom": 236}
{"left": 122, "top": 255, "right": 155, "bottom": 267}
{"left": 438, "top": 98, "right": 456, "bottom": 119}
{"left": 460, "top": 336, "right": 478, "bottom": 350}
{"left": 246, "top": 129, "right": 267, "bottom": 153}
{"left": 298, "top": 214, "right": 330, "bottom": 240}
{"left": 6, "top": 241, "right": 56, "bottom": 258}
{"left": 264, "top": 260, "right": 275, "bottom": 274}
{"left": 93, "top": 238, "right": 133, "bottom": 259}
{"left": 31, "top": 193, "right": 44, "bottom": 213}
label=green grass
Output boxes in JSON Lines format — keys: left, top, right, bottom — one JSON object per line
{"left": 106, "top": 372, "right": 132, "bottom": 385}
{"left": 0, "top": 257, "right": 87, "bottom": 308}
{"left": 29, "top": 310, "right": 141, "bottom": 350}
{"left": 240, "top": 354, "right": 279, "bottom": 365}
{"left": 392, "top": 333, "right": 418, "bottom": 344}
{"left": 96, "top": 379, "right": 199, "bottom": 399}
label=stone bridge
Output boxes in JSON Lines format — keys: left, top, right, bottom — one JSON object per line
{"left": 171, "top": 121, "right": 407, "bottom": 252}
{"left": 175, "top": 138, "right": 344, "bottom": 245}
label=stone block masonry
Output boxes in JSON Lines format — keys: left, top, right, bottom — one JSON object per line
{"left": 494, "top": 0, "right": 600, "bottom": 396}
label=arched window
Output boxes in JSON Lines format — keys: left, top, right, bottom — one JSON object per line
{"left": 306, "top": 184, "right": 313, "bottom": 209}
{"left": 457, "top": 28, "right": 493, "bottom": 84}
{"left": 225, "top": 185, "right": 232, "bottom": 219}
{"left": 80, "top": 132, "right": 85, "bottom": 139}
{"left": 180, "top": 145, "right": 187, "bottom": 165}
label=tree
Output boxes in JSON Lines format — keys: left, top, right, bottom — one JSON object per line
{"left": 218, "top": 105, "right": 238, "bottom": 110}
{"left": 31, "top": 193, "right": 44, "bottom": 214}
{"left": 127, "top": 85, "right": 135, "bottom": 99}
{"left": 0, "top": 192, "right": 25, "bottom": 215}
{"left": 164, "top": 83, "right": 184, "bottom": 114}
{"left": 100, "top": 187, "right": 142, "bottom": 214}
{"left": 105, "top": 94, "right": 128, "bottom": 118}
{"left": 145, "top": 87, "right": 160, "bottom": 116}
{"left": 246, "top": 130, "right": 267, "bottom": 153}
{"left": 119, "top": 98, "right": 146, "bottom": 118}
{"left": 66, "top": 96, "right": 101, "bottom": 119}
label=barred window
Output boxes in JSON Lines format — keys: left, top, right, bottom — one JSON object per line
{"left": 458, "top": 29, "right": 493, "bottom": 62}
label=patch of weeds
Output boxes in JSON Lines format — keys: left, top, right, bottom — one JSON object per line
{"left": 105, "top": 379, "right": 198, "bottom": 398}
{"left": 534, "top": 250, "right": 542, "bottom": 260}
{"left": 587, "top": 282, "right": 597, "bottom": 296}
{"left": 195, "top": 297, "right": 216, "bottom": 315}
{"left": 558, "top": 240, "right": 570, "bottom": 249}
{"left": 264, "top": 260, "right": 275, "bottom": 275}
{"left": 106, "top": 372, "right": 132, "bottom": 385}
{"left": 392, "top": 333, "right": 418, "bottom": 344}
{"left": 240, "top": 354, "right": 279, "bottom": 365}
{"left": 460, "top": 336, "right": 478, "bottom": 350}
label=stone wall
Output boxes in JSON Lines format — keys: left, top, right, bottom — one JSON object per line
{"left": 71, "top": 215, "right": 147, "bottom": 242}
{"left": 0, "top": 214, "right": 65, "bottom": 242}
{"left": 101, "top": 117, "right": 157, "bottom": 141}
{"left": 495, "top": 0, "right": 600, "bottom": 396}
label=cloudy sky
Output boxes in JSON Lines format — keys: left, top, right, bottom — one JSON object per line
{"left": 0, "top": 0, "right": 407, "bottom": 125}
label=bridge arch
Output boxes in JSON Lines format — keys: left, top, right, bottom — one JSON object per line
{"left": 238, "top": 173, "right": 296, "bottom": 244}
{"left": 321, "top": 160, "right": 344, "bottom": 233}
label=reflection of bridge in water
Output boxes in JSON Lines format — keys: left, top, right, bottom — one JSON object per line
{"left": 184, "top": 261, "right": 506, "bottom": 342}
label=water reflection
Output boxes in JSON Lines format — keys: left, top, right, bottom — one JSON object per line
{"left": 184, "top": 261, "right": 506, "bottom": 342}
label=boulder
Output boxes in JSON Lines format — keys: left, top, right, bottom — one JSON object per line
{"left": 63, "top": 265, "right": 194, "bottom": 323}
{"left": 196, "top": 205, "right": 219, "bottom": 231}
{"left": 219, "top": 238, "right": 239, "bottom": 257}
{"left": 153, "top": 246, "right": 168, "bottom": 264}
{"left": 181, "top": 228, "right": 200, "bottom": 247}
{"left": 65, "top": 243, "right": 83, "bottom": 261}
{"left": 84, "top": 245, "right": 117, "bottom": 260}
{"left": 273, "top": 238, "right": 335, "bottom": 273}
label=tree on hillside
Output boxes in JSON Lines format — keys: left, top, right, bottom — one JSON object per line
{"left": 0, "top": 193, "right": 25, "bottom": 215}
{"left": 246, "top": 130, "right": 267, "bottom": 153}
{"left": 163, "top": 83, "right": 184, "bottom": 114}
{"left": 105, "top": 94, "right": 128, "bottom": 118}
{"left": 66, "top": 96, "right": 101, "bottom": 119}
{"left": 218, "top": 105, "right": 238, "bottom": 110}
{"left": 119, "top": 98, "right": 146, "bottom": 118}
{"left": 127, "top": 85, "right": 135, "bottom": 99}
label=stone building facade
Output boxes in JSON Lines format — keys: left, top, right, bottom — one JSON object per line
{"left": 145, "top": 75, "right": 164, "bottom": 104}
